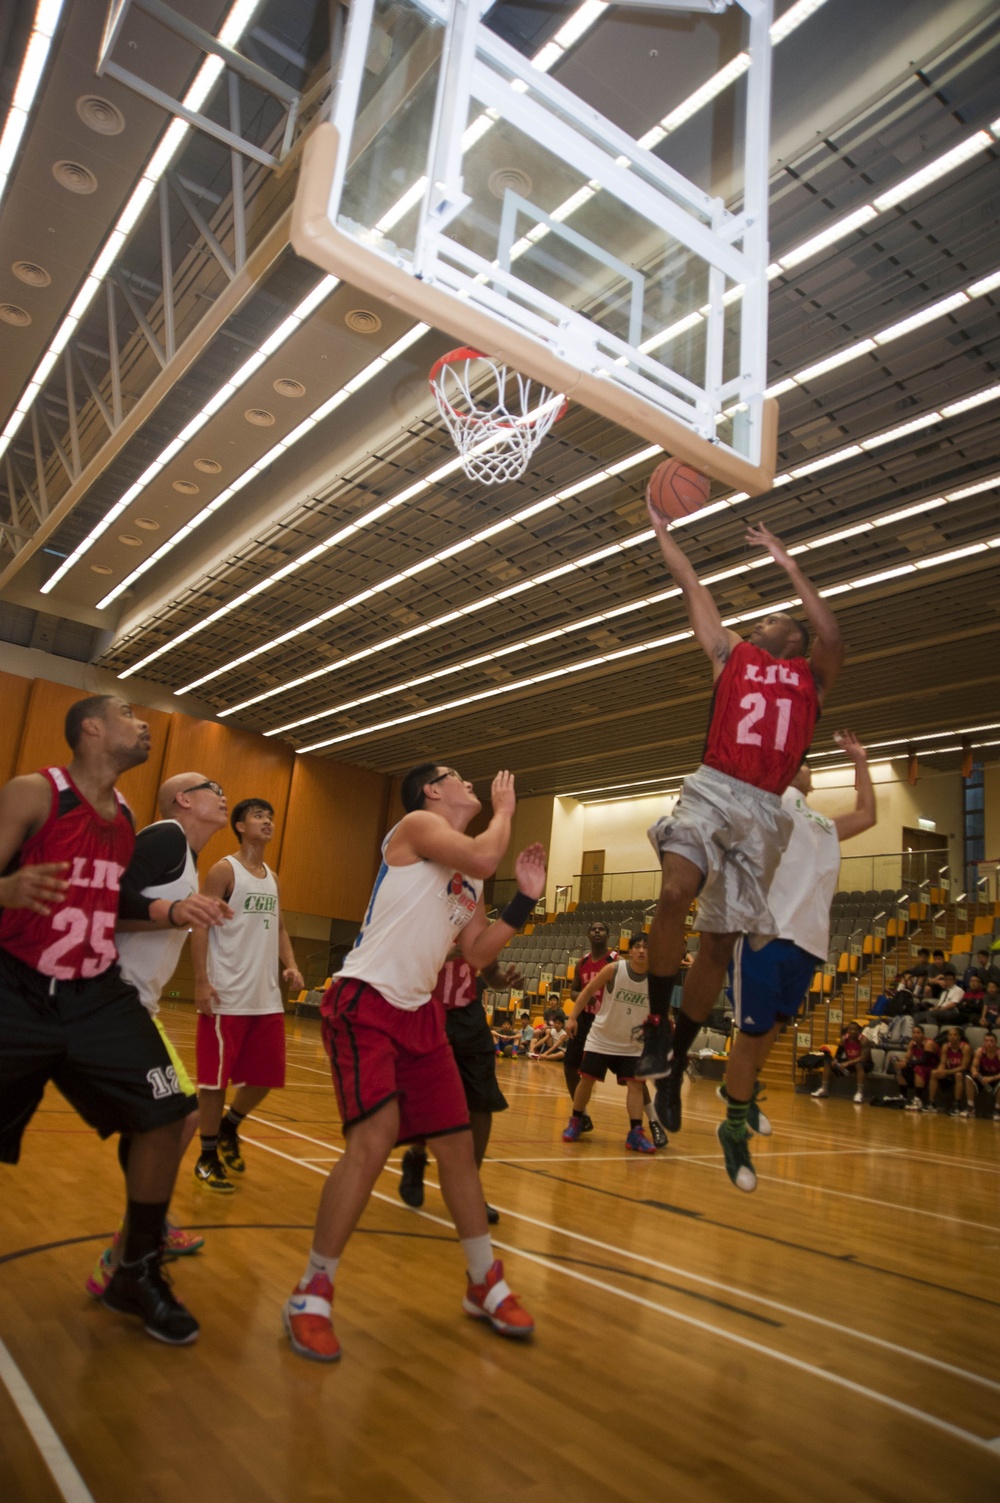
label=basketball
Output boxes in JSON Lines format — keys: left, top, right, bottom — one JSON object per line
{"left": 646, "top": 459, "right": 712, "bottom": 521}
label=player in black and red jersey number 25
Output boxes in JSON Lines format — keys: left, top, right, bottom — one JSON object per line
{"left": 638, "top": 513, "right": 844, "bottom": 1134}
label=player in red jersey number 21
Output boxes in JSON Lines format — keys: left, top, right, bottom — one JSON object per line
{"left": 637, "top": 511, "right": 844, "bottom": 1135}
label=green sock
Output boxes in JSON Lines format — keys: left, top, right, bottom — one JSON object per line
{"left": 725, "top": 1096, "right": 751, "bottom": 1140}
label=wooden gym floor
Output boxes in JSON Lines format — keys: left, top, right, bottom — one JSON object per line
{"left": 2, "top": 1002, "right": 998, "bottom": 1503}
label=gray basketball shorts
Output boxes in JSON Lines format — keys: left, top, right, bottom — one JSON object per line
{"left": 647, "top": 764, "right": 793, "bottom": 937}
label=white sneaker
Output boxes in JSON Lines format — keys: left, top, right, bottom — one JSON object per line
{"left": 811, "top": 1086, "right": 828, "bottom": 1098}
{"left": 853, "top": 1090, "right": 864, "bottom": 1104}
{"left": 906, "top": 1098, "right": 922, "bottom": 1112}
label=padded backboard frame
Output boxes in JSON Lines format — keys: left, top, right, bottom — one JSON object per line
{"left": 292, "top": 0, "right": 778, "bottom": 493}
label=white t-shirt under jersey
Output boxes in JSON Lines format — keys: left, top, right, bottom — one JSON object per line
{"left": 116, "top": 819, "right": 196, "bottom": 1015}
{"left": 586, "top": 959, "right": 650, "bottom": 1056}
{"left": 338, "top": 825, "right": 483, "bottom": 1011}
{"left": 206, "top": 855, "right": 283, "bottom": 1015}
{"left": 767, "top": 788, "right": 841, "bottom": 961}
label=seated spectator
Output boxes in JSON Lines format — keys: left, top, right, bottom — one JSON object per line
{"left": 927, "top": 1026, "right": 971, "bottom": 1116}
{"left": 893, "top": 1025, "right": 941, "bottom": 1110}
{"left": 964, "top": 949, "right": 1000, "bottom": 990}
{"left": 979, "top": 980, "right": 1000, "bottom": 1032}
{"left": 914, "top": 968, "right": 964, "bottom": 1025}
{"left": 910, "top": 947, "right": 931, "bottom": 980}
{"left": 961, "top": 974, "right": 987, "bottom": 1024}
{"left": 873, "top": 977, "right": 912, "bottom": 1017}
{"left": 924, "top": 950, "right": 949, "bottom": 999}
{"left": 515, "top": 1011, "right": 535, "bottom": 1055}
{"left": 965, "top": 1032, "right": 1000, "bottom": 1120}
{"left": 809, "top": 1021, "right": 873, "bottom": 1103}
{"left": 530, "top": 1021, "right": 567, "bottom": 1061}
{"left": 492, "top": 1018, "right": 517, "bottom": 1056}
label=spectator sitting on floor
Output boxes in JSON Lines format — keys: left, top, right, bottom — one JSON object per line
{"left": 514, "top": 1011, "right": 535, "bottom": 1054}
{"left": 529, "top": 1019, "right": 568, "bottom": 1061}
{"left": 810, "top": 1020, "right": 873, "bottom": 1103}
{"left": 914, "top": 968, "right": 964, "bottom": 1025}
{"left": 492, "top": 1018, "right": 517, "bottom": 1055}
{"left": 966, "top": 1031, "right": 1000, "bottom": 1120}
{"left": 927, "top": 1026, "right": 972, "bottom": 1116}
{"left": 979, "top": 980, "right": 1000, "bottom": 1032}
{"left": 893, "top": 1025, "right": 941, "bottom": 1110}
{"left": 964, "top": 949, "right": 1000, "bottom": 990}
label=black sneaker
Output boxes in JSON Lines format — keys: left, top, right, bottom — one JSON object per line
{"left": 485, "top": 1203, "right": 500, "bottom": 1225}
{"left": 217, "top": 1125, "right": 245, "bottom": 1174}
{"left": 193, "top": 1152, "right": 234, "bottom": 1194}
{"left": 580, "top": 1113, "right": 595, "bottom": 1134}
{"left": 102, "top": 1253, "right": 199, "bottom": 1345}
{"left": 648, "top": 1118, "right": 668, "bottom": 1149}
{"left": 399, "top": 1146, "right": 428, "bottom": 1208}
{"left": 633, "top": 1013, "right": 673, "bottom": 1080}
{"left": 716, "top": 1121, "right": 757, "bottom": 1193}
{"left": 655, "top": 1068, "right": 684, "bottom": 1134}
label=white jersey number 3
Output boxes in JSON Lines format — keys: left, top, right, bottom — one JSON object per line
{"left": 735, "top": 693, "right": 792, "bottom": 752}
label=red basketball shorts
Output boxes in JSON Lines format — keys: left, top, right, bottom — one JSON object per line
{"left": 195, "top": 1011, "right": 286, "bottom": 1091}
{"left": 321, "top": 977, "right": 469, "bottom": 1144}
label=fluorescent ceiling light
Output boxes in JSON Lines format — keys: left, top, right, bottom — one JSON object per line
{"left": 0, "top": 0, "right": 66, "bottom": 211}
{"left": 776, "top": 207, "right": 877, "bottom": 270}
{"left": 872, "top": 132, "right": 993, "bottom": 212}
{"left": 0, "top": 0, "right": 265, "bottom": 467}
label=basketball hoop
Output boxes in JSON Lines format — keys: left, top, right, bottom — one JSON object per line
{"left": 429, "top": 347, "right": 567, "bottom": 485}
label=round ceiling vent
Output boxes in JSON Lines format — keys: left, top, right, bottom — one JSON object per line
{"left": 172, "top": 479, "right": 200, "bottom": 494}
{"left": 273, "top": 377, "right": 306, "bottom": 399}
{"left": 0, "top": 303, "right": 30, "bottom": 326}
{"left": 244, "top": 407, "right": 275, "bottom": 426}
{"left": 90, "top": 563, "right": 113, "bottom": 575}
{"left": 193, "top": 457, "right": 221, "bottom": 474}
{"left": 76, "top": 95, "right": 125, "bottom": 135}
{"left": 12, "top": 260, "right": 50, "bottom": 287}
{"left": 134, "top": 516, "right": 160, "bottom": 530}
{"left": 53, "top": 160, "right": 98, "bottom": 195}
{"left": 344, "top": 308, "right": 382, "bottom": 334}
{"left": 488, "top": 166, "right": 532, "bottom": 199}
{"left": 118, "top": 533, "right": 141, "bottom": 547}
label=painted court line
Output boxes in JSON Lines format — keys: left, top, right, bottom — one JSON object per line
{"left": 243, "top": 1131, "right": 1000, "bottom": 1454}
{"left": 0, "top": 1337, "right": 96, "bottom": 1503}
{"left": 244, "top": 1116, "right": 1000, "bottom": 1398}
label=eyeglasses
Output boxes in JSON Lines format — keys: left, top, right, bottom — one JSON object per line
{"left": 428, "top": 768, "right": 464, "bottom": 785}
{"left": 178, "top": 780, "right": 224, "bottom": 799}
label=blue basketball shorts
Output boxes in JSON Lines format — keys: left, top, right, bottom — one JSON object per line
{"left": 727, "top": 936, "right": 816, "bottom": 1036}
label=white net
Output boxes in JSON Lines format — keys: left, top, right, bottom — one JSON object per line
{"left": 429, "top": 348, "right": 566, "bottom": 484}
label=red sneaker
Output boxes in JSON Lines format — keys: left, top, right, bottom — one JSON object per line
{"left": 283, "top": 1272, "right": 341, "bottom": 1362}
{"left": 163, "top": 1223, "right": 205, "bottom": 1258}
{"left": 463, "top": 1260, "right": 534, "bottom": 1339}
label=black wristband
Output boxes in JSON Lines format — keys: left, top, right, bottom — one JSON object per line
{"left": 167, "top": 900, "right": 183, "bottom": 927}
{"left": 501, "top": 890, "right": 536, "bottom": 929}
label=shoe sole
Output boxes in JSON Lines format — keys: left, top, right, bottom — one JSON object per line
{"left": 163, "top": 1241, "right": 205, "bottom": 1259}
{"left": 193, "top": 1175, "right": 235, "bottom": 1194}
{"left": 282, "top": 1307, "right": 341, "bottom": 1362}
{"left": 716, "top": 1122, "right": 756, "bottom": 1194}
{"left": 462, "top": 1301, "right": 534, "bottom": 1339}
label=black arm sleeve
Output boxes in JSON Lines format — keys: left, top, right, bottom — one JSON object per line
{"left": 118, "top": 822, "right": 190, "bottom": 920}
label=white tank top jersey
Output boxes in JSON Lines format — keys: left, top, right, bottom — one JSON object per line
{"left": 586, "top": 960, "right": 650, "bottom": 1056}
{"left": 206, "top": 855, "right": 283, "bottom": 1015}
{"left": 767, "top": 788, "right": 841, "bottom": 961}
{"left": 116, "top": 820, "right": 197, "bottom": 1015}
{"left": 338, "top": 825, "right": 483, "bottom": 1011}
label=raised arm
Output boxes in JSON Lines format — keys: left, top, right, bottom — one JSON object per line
{"left": 647, "top": 498, "right": 740, "bottom": 679}
{"left": 745, "top": 522, "right": 844, "bottom": 700}
{"left": 458, "top": 844, "right": 547, "bottom": 970}
{"left": 831, "top": 732, "right": 876, "bottom": 842}
{"left": 389, "top": 770, "right": 516, "bottom": 878}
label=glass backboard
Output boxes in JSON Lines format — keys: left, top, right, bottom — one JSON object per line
{"left": 293, "top": 0, "right": 778, "bottom": 493}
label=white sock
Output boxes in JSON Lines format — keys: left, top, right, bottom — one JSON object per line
{"left": 645, "top": 1100, "right": 662, "bottom": 1124}
{"left": 301, "top": 1249, "right": 339, "bottom": 1287}
{"left": 461, "top": 1234, "right": 494, "bottom": 1284}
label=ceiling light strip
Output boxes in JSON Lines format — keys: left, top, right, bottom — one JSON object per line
{"left": 0, "top": 0, "right": 265, "bottom": 467}
{"left": 181, "top": 379, "right": 1000, "bottom": 702}
{"left": 295, "top": 529, "right": 1000, "bottom": 754}
{"left": 0, "top": 0, "right": 66, "bottom": 213}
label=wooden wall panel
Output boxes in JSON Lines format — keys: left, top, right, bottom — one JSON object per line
{"left": 14, "top": 679, "right": 168, "bottom": 827}
{"left": 160, "top": 713, "right": 295, "bottom": 873}
{"left": 0, "top": 671, "right": 32, "bottom": 784}
{"left": 278, "top": 754, "right": 390, "bottom": 921}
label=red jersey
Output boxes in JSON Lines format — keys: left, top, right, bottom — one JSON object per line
{"left": 943, "top": 1044, "right": 966, "bottom": 1070}
{"left": 978, "top": 1050, "right": 1000, "bottom": 1078}
{"left": 432, "top": 956, "right": 476, "bottom": 1011}
{"left": 0, "top": 767, "right": 134, "bottom": 980}
{"left": 575, "top": 950, "right": 617, "bottom": 1014}
{"left": 703, "top": 641, "right": 819, "bottom": 795}
{"left": 910, "top": 1038, "right": 940, "bottom": 1085}
{"left": 839, "top": 1034, "right": 863, "bottom": 1063}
